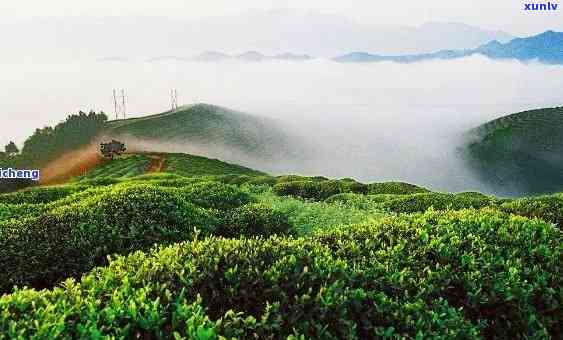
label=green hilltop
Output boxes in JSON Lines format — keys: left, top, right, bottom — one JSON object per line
{"left": 465, "top": 106, "right": 563, "bottom": 196}
{"left": 106, "top": 103, "right": 296, "bottom": 160}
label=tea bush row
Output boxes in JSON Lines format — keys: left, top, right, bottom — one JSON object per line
{"left": 0, "top": 182, "right": 292, "bottom": 294}
{"left": 0, "top": 185, "right": 84, "bottom": 205}
{"left": 273, "top": 179, "right": 367, "bottom": 201}
{"left": 499, "top": 194, "right": 563, "bottom": 228}
{"left": 381, "top": 192, "right": 496, "bottom": 214}
{"left": 1, "top": 209, "right": 560, "bottom": 338}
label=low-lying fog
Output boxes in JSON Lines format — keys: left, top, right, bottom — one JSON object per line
{"left": 2, "top": 57, "right": 563, "bottom": 194}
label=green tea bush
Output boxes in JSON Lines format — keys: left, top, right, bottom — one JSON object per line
{"left": 275, "top": 175, "right": 328, "bottom": 184}
{"left": 0, "top": 185, "right": 81, "bottom": 204}
{"left": 0, "top": 184, "right": 217, "bottom": 294}
{"left": 181, "top": 181, "right": 254, "bottom": 210}
{"left": 1, "top": 209, "right": 559, "bottom": 338}
{"left": 382, "top": 192, "right": 495, "bottom": 213}
{"left": 256, "top": 190, "right": 379, "bottom": 235}
{"left": 367, "top": 181, "right": 429, "bottom": 195}
{"left": 75, "top": 177, "right": 122, "bottom": 187}
{"left": 217, "top": 203, "right": 293, "bottom": 238}
{"left": 145, "top": 178, "right": 202, "bottom": 188}
{"left": 324, "top": 192, "right": 385, "bottom": 210}
{"left": 0, "top": 203, "right": 43, "bottom": 222}
{"left": 126, "top": 172, "right": 186, "bottom": 182}
{"left": 244, "top": 175, "right": 277, "bottom": 187}
{"left": 313, "top": 209, "right": 561, "bottom": 338}
{"left": 273, "top": 179, "right": 367, "bottom": 201}
{"left": 500, "top": 194, "right": 563, "bottom": 228}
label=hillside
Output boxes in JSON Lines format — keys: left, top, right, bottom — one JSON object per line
{"left": 335, "top": 30, "right": 563, "bottom": 64}
{"left": 0, "top": 150, "right": 561, "bottom": 338}
{"left": 106, "top": 103, "right": 298, "bottom": 163}
{"left": 464, "top": 106, "right": 563, "bottom": 196}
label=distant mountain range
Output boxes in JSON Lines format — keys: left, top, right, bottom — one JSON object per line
{"left": 334, "top": 31, "right": 563, "bottom": 64}
{"left": 142, "top": 31, "right": 562, "bottom": 65}
{"left": 0, "top": 12, "right": 516, "bottom": 62}
{"left": 146, "top": 51, "right": 314, "bottom": 63}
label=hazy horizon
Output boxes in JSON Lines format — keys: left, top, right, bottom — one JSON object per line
{"left": 2, "top": 1, "right": 561, "bottom": 36}
{"left": 2, "top": 57, "right": 563, "bottom": 194}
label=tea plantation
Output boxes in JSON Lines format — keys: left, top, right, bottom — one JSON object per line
{"left": 0, "top": 152, "right": 561, "bottom": 339}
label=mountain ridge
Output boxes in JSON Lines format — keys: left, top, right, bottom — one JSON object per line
{"left": 464, "top": 106, "right": 563, "bottom": 196}
{"left": 334, "top": 30, "right": 563, "bottom": 64}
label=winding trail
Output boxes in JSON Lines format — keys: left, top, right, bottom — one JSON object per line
{"left": 145, "top": 154, "right": 166, "bottom": 173}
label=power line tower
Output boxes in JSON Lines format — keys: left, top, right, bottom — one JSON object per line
{"left": 113, "top": 89, "right": 118, "bottom": 120}
{"left": 112, "top": 89, "right": 127, "bottom": 120}
{"left": 170, "top": 89, "right": 178, "bottom": 111}
{"left": 121, "top": 89, "right": 126, "bottom": 119}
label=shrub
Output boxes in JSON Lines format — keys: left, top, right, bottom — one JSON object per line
{"left": 0, "top": 203, "right": 43, "bottom": 222}
{"left": 1, "top": 209, "right": 559, "bottom": 338}
{"left": 244, "top": 176, "right": 277, "bottom": 187}
{"left": 0, "top": 185, "right": 81, "bottom": 204}
{"left": 367, "top": 181, "right": 429, "bottom": 195}
{"left": 75, "top": 177, "right": 122, "bottom": 187}
{"left": 127, "top": 172, "right": 186, "bottom": 181}
{"left": 217, "top": 203, "right": 293, "bottom": 238}
{"left": 500, "top": 194, "right": 563, "bottom": 228}
{"left": 382, "top": 192, "right": 494, "bottom": 213}
{"left": 181, "top": 181, "right": 253, "bottom": 210}
{"left": 313, "top": 209, "right": 561, "bottom": 338}
{"left": 0, "top": 184, "right": 217, "bottom": 293}
{"left": 273, "top": 179, "right": 367, "bottom": 201}
{"left": 324, "top": 192, "right": 386, "bottom": 210}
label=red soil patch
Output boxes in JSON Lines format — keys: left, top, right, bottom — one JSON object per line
{"left": 39, "top": 143, "right": 107, "bottom": 185}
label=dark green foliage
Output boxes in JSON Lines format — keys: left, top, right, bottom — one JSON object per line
{"left": 0, "top": 184, "right": 217, "bottom": 293}
{"left": 4, "top": 141, "right": 19, "bottom": 156}
{"left": 0, "top": 178, "right": 35, "bottom": 194}
{"left": 275, "top": 175, "right": 328, "bottom": 183}
{"left": 367, "top": 181, "right": 429, "bottom": 195}
{"left": 75, "top": 177, "right": 122, "bottom": 187}
{"left": 217, "top": 203, "right": 293, "bottom": 238}
{"left": 465, "top": 106, "right": 563, "bottom": 196}
{"left": 1, "top": 209, "right": 559, "bottom": 338}
{"left": 0, "top": 185, "right": 82, "bottom": 204}
{"left": 0, "top": 203, "right": 43, "bottom": 222}
{"left": 244, "top": 175, "right": 277, "bottom": 186}
{"left": 273, "top": 179, "right": 367, "bottom": 201}
{"left": 181, "top": 181, "right": 254, "bottom": 210}
{"left": 500, "top": 194, "right": 563, "bottom": 228}
{"left": 19, "top": 111, "right": 107, "bottom": 168}
{"left": 165, "top": 153, "right": 264, "bottom": 177}
{"left": 78, "top": 154, "right": 150, "bottom": 180}
{"left": 323, "top": 192, "right": 389, "bottom": 210}
{"left": 382, "top": 192, "right": 495, "bottom": 213}
{"left": 223, "top": 175, "right": 253, "bottom": 185}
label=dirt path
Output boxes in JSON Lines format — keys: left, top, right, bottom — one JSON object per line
{"left": 145, "top": 154, "right": 166, "bottom": 173}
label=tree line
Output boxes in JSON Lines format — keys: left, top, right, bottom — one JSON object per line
{"left": 1, "top": 111, "right": 108, "bottom": 192}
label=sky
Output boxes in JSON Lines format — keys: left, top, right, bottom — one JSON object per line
{"left": 1, "top": 0, "right": 561, "bottom": 36}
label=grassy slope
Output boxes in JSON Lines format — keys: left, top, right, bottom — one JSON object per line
{"left": 465, "top": 106, "right": 563, "bottom": 196}
{"left": 106, "top": 103, "right": 295, "bottom": 160}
